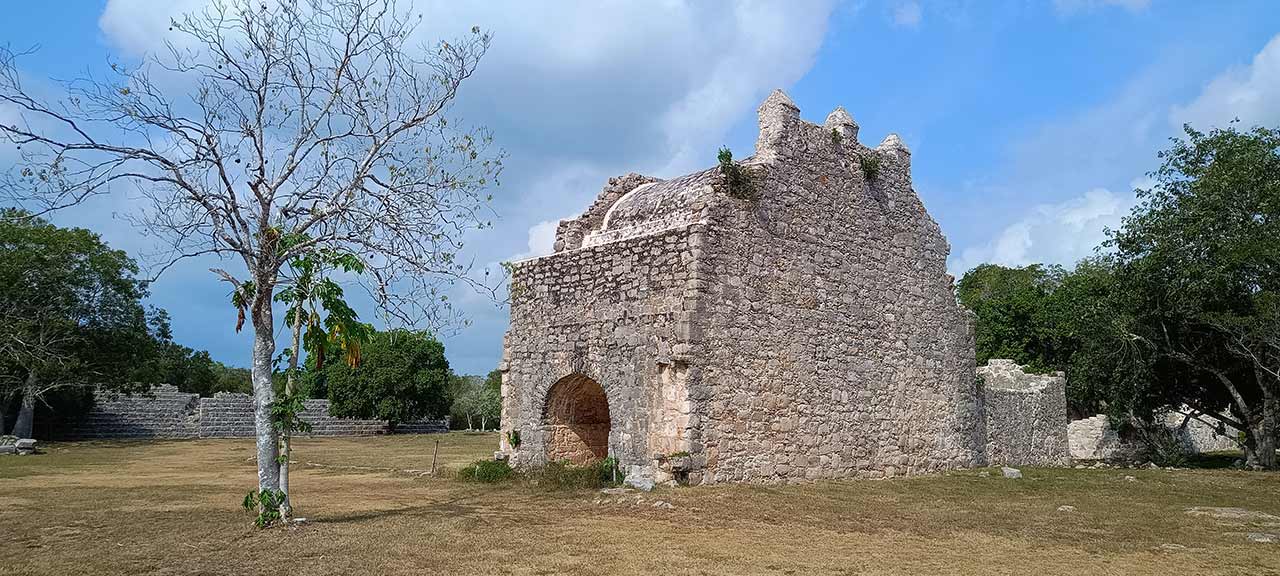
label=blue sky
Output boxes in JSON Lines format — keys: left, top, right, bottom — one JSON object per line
{"left": 3, "top": 1, "right": 1279, "bottom": 374}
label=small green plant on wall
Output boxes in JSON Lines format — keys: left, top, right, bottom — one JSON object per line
{"left": 717, "top": 147, "right": 756, "bottom": 201}
{"left": 831, "top": 127, "right": 843, "bottom": 145}
{"left": 506, "top": 429, "right": 522, "bottom": 449}
{"left": 860, "top": 154, "right": 881, "bottom": 181}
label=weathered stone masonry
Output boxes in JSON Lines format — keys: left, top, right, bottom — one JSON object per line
{"left": 500, "top": 90, "right": 1003, "bottom": 485}
{"left": 53, "top": 384, "right": 447, "bottom": 439}
{"left": 978, "top": 360, "right": 1070, "bottom": 467}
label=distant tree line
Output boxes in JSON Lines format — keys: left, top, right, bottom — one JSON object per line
{"left": 959, "top": 123, "right": 1279, "bottom": 469}
{"left": 0, "top": 210, "right": 251, "bottom": 437}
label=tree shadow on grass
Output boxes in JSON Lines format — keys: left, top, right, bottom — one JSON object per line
{"left": 1184, "top": 451, "right": 1246, "bottom": 469}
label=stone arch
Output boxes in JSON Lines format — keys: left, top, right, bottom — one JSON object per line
{"left": 542, "top": 373, "right": 611, "bottom": 464}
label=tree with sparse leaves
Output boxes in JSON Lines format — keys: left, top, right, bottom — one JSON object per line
{"left": 1, "top": 0, "right": 502, "bottom": 514}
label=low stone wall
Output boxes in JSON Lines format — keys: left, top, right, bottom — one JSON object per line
{"left": 61, "top": 385, "right": 202, "bottom": 439}
{"left": 55, "top": 384, "right": 447, "bottom": 440}
{"left": 1067, "top": 415, "right": 1129, "bottom": 460}
{"left": 979, "top": 360, "right": 1070, "bottom": 467}
{"left": 1068, "top": 410, "right": 1241, "bottom": 460}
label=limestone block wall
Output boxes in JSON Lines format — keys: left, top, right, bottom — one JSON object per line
{"left": 53, "top": 385, "right": 446, "bottom": 439}
{"left": 978, "top": 360, "right": 1070, "bottom": 467}
{"left": 1067, "top": 410, "right": 1241, "bottom": 460}
{"left": 1162, "top": 411, "right": 1241, "bottom": 453}
{"left": 1067, "top": 415, "right": 1129, "bottom": 460}
{"left": 691, "top": 93, "right": 985, "bottom": 483}
{"left": 501, "top": 224, "right": 699, "bottom": 471}
{"left": 60, "top": 385, "right": 201, "bottom": 439}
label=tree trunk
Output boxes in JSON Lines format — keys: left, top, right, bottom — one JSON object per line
{"left": 250, "top": 281, "right": 281, "bottom": 495}
{"left": 480, "top": 414, "right": 487, "bottom": 431}
{"left": 278, "top": 298, "right": 305, "bottom": 518}
{"left": 1247, "top": 391, "right": 1278, "bottom": 469}
{"left": 12, "top": 372, "right": 39, "bottom": 438}
{"left": 0, "top": 392, "right": 10, "bottom": 436}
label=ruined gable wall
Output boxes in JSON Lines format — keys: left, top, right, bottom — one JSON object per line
{"left": 501, "top": 226, "right": 701, "bottom": 471}
{"left": 691, "top": 94, "right": 984, "bottom": 483}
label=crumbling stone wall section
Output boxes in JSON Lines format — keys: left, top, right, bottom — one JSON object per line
{"left": 1162, "top": 411, "right": 1241, "bottom": 453}
{"left": 53, "top": 385, "right": 446, "bottom": 439}
{"left": 501, "top": 90, "right": 988, "bottom": 485}
{"left": 978, "top": 360, "right": 1070, "bottom": 467}
{"left": 1067, "top": 415, "right": 1130, "bottom": 460}
{"left": 691, "top": 93, "right": 984, "bottom": 482}
{"left": 553, "top": 173, "right": 660, "bottom": 252}
{"left": 1067, "top": 410, "right": 1241, "bottom": 460}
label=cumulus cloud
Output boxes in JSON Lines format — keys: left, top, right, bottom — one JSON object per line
{"left": 891, "top": 1, "right": 922, "bottom": 29}
{"left": 93, "top": 0, "right": 837, "bottom": 372}
{"left": 952, "top": 186, "right": 1136, "bottom": 274}
{"left": 1170, "top": 34, "right": 1280, "bottom": 130}
{"left": 952, "top": 33, "right": 1280, "bottom": 277}
{"left": 509, "top": 220, "right": 561, "bottom": 262}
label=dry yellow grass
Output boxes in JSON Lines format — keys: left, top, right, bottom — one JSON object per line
{"left": 2, "top": 433, "right": 1278, "bottom": 576}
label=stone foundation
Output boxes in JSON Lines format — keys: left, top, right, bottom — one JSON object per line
{"left": 53, "top": 384, "right": 447, "bottom": 440}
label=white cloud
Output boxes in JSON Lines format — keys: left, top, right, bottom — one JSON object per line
{"left": 952, "top": 32, "right": 1280, "bottom": 279}
{"left": 1170, "top": 34, "right": 1280, "bottom": 130}
{"left": 952, "top": 186, "right": 1135, "bottom": 273}
{"left": 1052, "top": 0, "right": 1151, "bottom": 15}
{"left": 99, "top": 0, "right": 209, "bottom": 57}
{"left": 92, "top": 1, "right": 837, "bottom": 373}
{"left": 891, "top": 1, "right": 922, "bottom": 28}
{"left": 509, "top": 220, "right": 560, "bottom": 262}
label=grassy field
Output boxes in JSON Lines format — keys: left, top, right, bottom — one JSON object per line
{"left": 2, "top": 433, "right": 1278, "bottom": 576}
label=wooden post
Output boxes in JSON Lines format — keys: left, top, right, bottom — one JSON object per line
{"left": 430, "top": 439, "right": 439, "bottom": 475}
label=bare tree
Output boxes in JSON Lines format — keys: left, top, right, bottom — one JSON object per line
{"left": 1, "top": 0, "right": 501, "bottom": 505}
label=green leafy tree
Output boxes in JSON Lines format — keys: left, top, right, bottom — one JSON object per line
{"left": 141, "top": 310, "right": 251, "bottom": 397}
{"left": 0, "top": 210, "right": 156, "bottom": 437}
{"left": 957, "top": 263, "right": 1063, "bottom": 372}
{"left": 1108, "top": 123, "right": 1280, "bottom": 469}
{"left": 323, "top": 329, "right": 451, "bottom": 426}
{"left": 1039, "top": 258, "right": 1147, "bottom": 418}
{"left": 483, "top": 368, "right": 502, "bottom": 429}
{"left": 449, "top": 371, "right": 500, "bottom": 430}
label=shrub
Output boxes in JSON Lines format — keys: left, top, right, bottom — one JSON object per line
{"left": 242, "top": 489, "right": 286, "bottom": 528}
{"left": 860, "top": 154, "right": 881, "bottom": 181}
{"left": 533, "top": 457, "right": 624, "bottom": 490}
{"left": 1132, "top": 419, "right": 1190, "bottom": 467}
{"left": 717, "top": 147, "right": 755, "bottom": 201}
{"left": 458, "top": 459, "right": 514, "bottom": 483}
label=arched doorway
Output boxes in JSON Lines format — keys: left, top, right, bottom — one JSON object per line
{"left": 543, "top": 373, "right": 610, "bottom": 464}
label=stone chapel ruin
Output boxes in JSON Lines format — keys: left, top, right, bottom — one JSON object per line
{"left": 498, "top": 90, "right": 1064, "bottom": 485}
